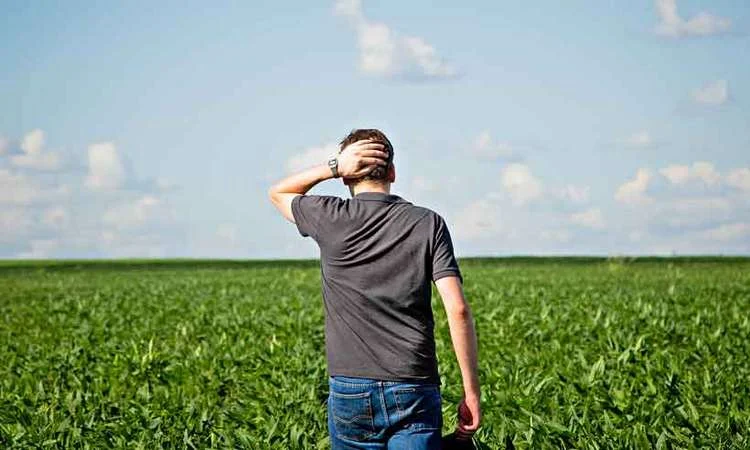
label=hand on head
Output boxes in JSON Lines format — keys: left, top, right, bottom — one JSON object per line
{"left": 337, "top": 139, "right": 390, "bottom": 179}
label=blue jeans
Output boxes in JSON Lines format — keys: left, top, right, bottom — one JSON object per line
{"left": 327, "top": 375, "right": 443, "bottom": 449}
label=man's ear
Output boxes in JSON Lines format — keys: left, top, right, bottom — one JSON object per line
{"left": 387, "top": 164, "right": 396, "bottom": 183}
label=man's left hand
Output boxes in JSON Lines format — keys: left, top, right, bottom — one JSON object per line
{"left": 337, "top": 139, "right": 389, "bottom": 179}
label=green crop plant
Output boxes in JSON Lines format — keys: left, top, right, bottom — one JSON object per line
{"left": 1, "top": 258, "right": 748, "bottom": 448}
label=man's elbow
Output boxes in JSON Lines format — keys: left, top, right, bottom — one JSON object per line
{"left": 446, "top": 301, "right": 471, "bottom": 319}
{"left": 267, "top": 186, "right": 279, "bottom": 205}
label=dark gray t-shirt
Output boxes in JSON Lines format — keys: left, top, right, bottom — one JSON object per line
{"left": 291, "top": 191, "right": 462, "bottom": 384}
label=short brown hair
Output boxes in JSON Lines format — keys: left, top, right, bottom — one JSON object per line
{"left": 339, "top": 128, "right": 394, "bottom": 182}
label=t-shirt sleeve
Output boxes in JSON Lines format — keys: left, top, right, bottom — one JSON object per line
{"left": 291, "top": 194, "right": 343, "bottom": 240}
{"left": 432, "top": 215, "right": 463, "bottom": 283}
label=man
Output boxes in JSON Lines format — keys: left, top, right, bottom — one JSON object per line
{"left": 269, "top": 129, "right": 481, "bottom": 449}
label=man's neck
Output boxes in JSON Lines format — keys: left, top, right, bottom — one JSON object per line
{"left": 351, "top": 183, "right": 391, "bottom": 196}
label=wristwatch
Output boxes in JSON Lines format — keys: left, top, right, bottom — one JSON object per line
{"left": 328, "top": 156, "right": 339, "bottom": 178}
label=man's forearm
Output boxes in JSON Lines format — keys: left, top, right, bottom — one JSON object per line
{"left": 269, "top": 164, "right": 333, "bottom": 196}
{"left": 447, "top": 307, "right": 480, "bottom": 398}
{"left": 268, "top": 139, "right": 388, "bottom": 222}
{"left": 268, "top": 164, "right": 333, "bottom": 223}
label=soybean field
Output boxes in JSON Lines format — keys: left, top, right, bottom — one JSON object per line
{"left": 1, "top": 258, "right": 749, "bottom": 449}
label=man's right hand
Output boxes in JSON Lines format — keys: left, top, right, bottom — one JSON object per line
{"left": 435, "top": 276, "right": 482, "bottom": 440}
{"left": 456, "top": 395, "right": 481, "bottom": 439}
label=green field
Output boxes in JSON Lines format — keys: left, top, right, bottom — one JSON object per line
{"left": 1, "top": 258, "right": 749, "bottom": 449}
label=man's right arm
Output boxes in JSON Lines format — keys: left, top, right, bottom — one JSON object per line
{"left": 435, "top": 275, "right": 481, "bottom": 438}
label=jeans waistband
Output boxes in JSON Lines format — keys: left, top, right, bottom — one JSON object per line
{"left": 329, "top": 375, "right": 439, "bottom": 387}
{"left": 330, "top": 375, "right": 380, "bottom": 385}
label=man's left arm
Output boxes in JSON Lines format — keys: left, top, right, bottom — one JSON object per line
{"left": 268, "top": 139, "right": 389, "bottom": 223}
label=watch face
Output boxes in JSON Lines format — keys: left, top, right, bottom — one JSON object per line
{"left": 328, "top": 157, "right": 339, "bottom": 177}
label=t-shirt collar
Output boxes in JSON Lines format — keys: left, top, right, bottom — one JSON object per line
{"left": 353, "top": 191, "right": 406, "bottom": 203}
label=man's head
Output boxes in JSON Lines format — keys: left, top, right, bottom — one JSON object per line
{"left": 339, "top": 129, "right": 395, "bottom": 190}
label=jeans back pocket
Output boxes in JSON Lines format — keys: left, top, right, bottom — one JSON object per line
{"left": 330, "top": 390, "right": 377, "bottom": 442}
{"left": 393, "top": 385, "right": 442, "bottom": 431}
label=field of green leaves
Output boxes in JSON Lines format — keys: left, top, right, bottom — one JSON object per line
{"left": 1, "top": 258, "right": 749, "bottom": 449}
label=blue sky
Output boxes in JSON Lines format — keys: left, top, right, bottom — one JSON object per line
{"left": 1, "top": 0, "right": 748, "bottom": 258}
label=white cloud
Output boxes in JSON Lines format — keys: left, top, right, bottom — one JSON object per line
{"left": 42, "top": 206, "right": 68, "bottom": 229}
{"left": 85, "top": 142, "right": 126, "bottom": 190}
{"left": 654, "top": 0, "right": 731, "bottom": 37}
{"left": 10, "top": 129, "right": 62, "bottom": 171}
{"left": 334, "top": 0, "right": 456, "bottom": 80}
{"left": 454, "top": 198, "right": 499, "bottom": 240}
{"left": 668, "top": 197, "right": 731, "bottom": 214}
{"left": 659, "top": 161, "right": 721, "bottom": 186}
{"left": 622, "top": 130, "right": 654, "bottom": 149}
{"left": 402, "top": 36, "right": 456, "bottom": 78}
{"left": 286, "top": 143, "right": 339, "bottom": 173}
{"left": 17, "top": 239, "right": 59, "bottom": 259}
{"left": 628, "top": 231, "right": 645, "bottom": 243}
{"left": 659, "top": 165, "right": 691, "bottom": 184}
{"left": 691, "top": 162, "right": 722, "bottom": 185}
{"left": 216, "top": 223, "right": 239, "bottom": 243}
{"left": 612, "top": 160, "right": 750, "bottom": 249}
{"left": 156, "top": 177, "right": 176, "bottom": 191}
{"left": 358, "top": 21, "right": 396, "bottom": 76}
{"left": 333, "top": 0, "right": 362, "bottom": 19}
{"left": 0, "top": 136, "right": 8, "bottom": 155}
{"left": 0, "top": 169, "right": 38, "bottom": 205}
{"left": 570, "top": 208, "right": 605, "bottom": 230}
{"left": 21, "top": 129, "right": 44, "bottom": 155}
{"left": 1, "top": 130, "right": 184, "bottom": 258}
{"left": 615, "top": 168, "right": 653, "bottom": 205}
{"left": 539, "top": 229, "right": 571, "bottom": 243}
{"left": 0, "top": 169, "right": 67, "bottom": 205}
{"left": 0, "top": 208, "right": 31, "bottom": 243}
{"left": 102, "top": 195, "right": 161, "bottom": 229}
{"left": 727, "top": 168, "right": 750, "bottom": 191}
{"left": 472, "top": 130, "right": 514, "bottom": 159}
{"left": 692, "top": 80, "right": 729, "bottom": 106}
{"left": 700, "top": 223, "right": 750, "bottom": 242}
{"left": 557, "top": 185, "right": 590, "bottom": 204}
{"left": 411, "top": 175, "right": 437, "bottom": 193}
{"left": 95, "top": 231, "right": 168, "bottom": 258}
{"left": 474, "top": 130, "right": 491, "bottom": 151}
{"left": 11, "top": 152, "right": 62, "bottom": 171}
{"left": 501, "top": 163, "right": 543, "bottom": 206}
{"left": 661, "top": 197, "right": 733, "bottom": 227}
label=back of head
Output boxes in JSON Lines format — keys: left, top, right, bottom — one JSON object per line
{"left": 339, "top": 128, "right": 394, "bottom": 184}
